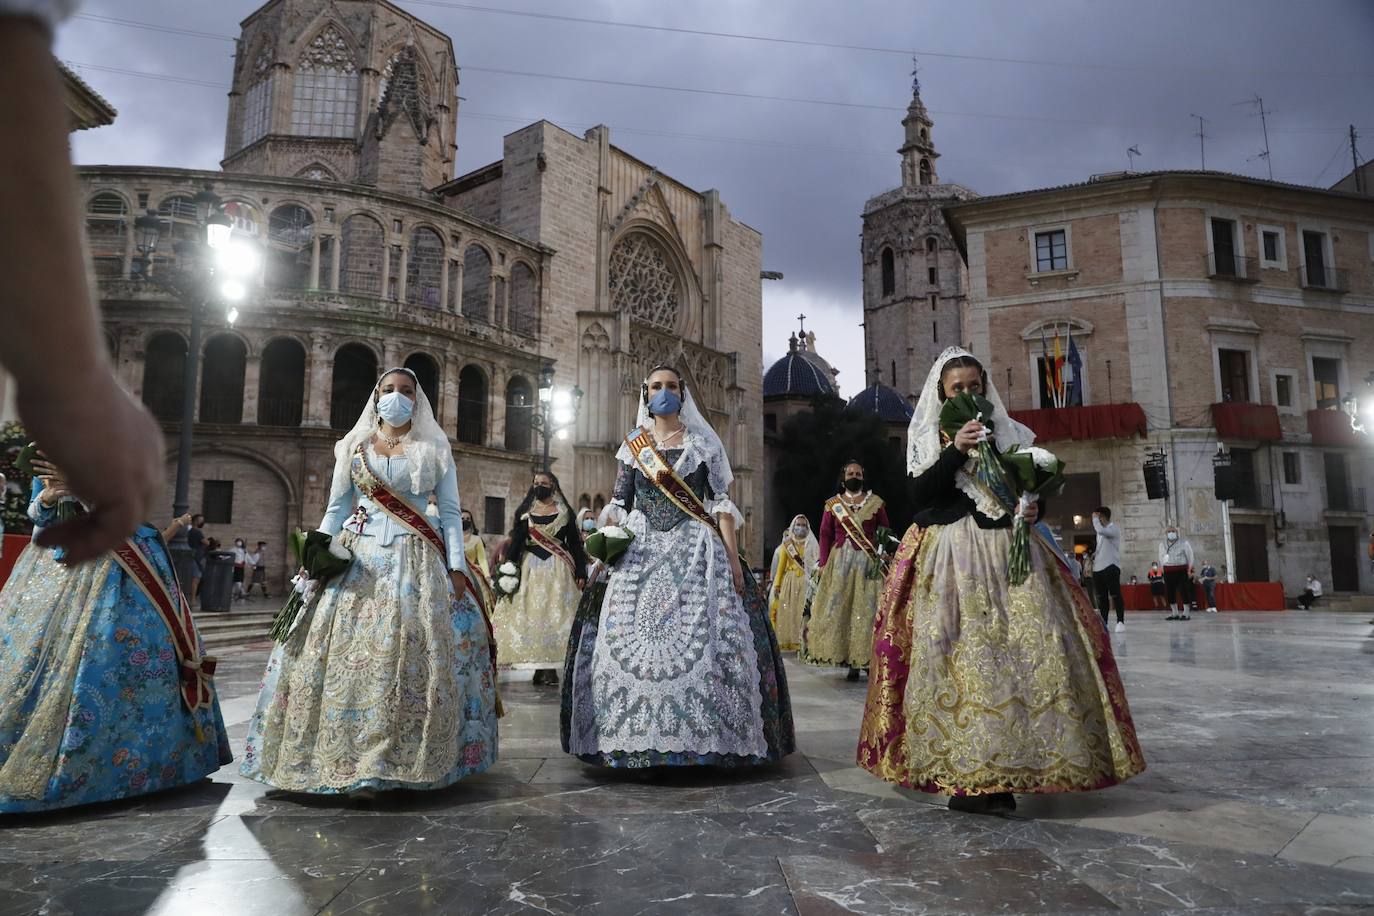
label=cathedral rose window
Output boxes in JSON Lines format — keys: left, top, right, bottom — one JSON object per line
{"left": 609, "top": 232, "right": 681, "bottom": 331}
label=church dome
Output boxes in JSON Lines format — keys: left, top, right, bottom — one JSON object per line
{"left": 845, "top": 383, "right": 914, "bottom": 423}
{"left": 763, "top": 331, "right": 837, "bottom": 399}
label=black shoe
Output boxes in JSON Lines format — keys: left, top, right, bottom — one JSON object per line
{"left": 845, "top": 668, "right": 861, "bottom": 682}
{"left": 947, "top": 795, "right": 991, "bottom": 814}
{"left": 531, "top": 670, "right": 547, "bottom": 685}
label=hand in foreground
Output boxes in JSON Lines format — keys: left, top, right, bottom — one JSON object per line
{"left": 1021, "top": 501, "right": 1040, "bottom": 525}
{"left": 729, "top": 557, "right": 745, "bottom": 596}
{"left": 26, "top": 379, "right": 163, "bottom": 563}
{"left": 450, "top": 570, "right": 470, "bottom": 602}
{"left": 953, "top": 420, "right": 985, "bottom": 454}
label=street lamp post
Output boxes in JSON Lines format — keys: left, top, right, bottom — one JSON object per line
{"left": 531, "top": 363, "right": 583, "bottom": 474}
{"left": 131, "top": 184, "right": 260, "bottom": 588}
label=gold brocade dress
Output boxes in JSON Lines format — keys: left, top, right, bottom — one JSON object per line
{"left": 494, "top": 506, "right": 584, "bottom": 668}
{"left": 857, "top": 454, "right": 1145, "bottom": 796}
{"left": 767, "top": 538, "right": 814, "bottom": 651}
{"left": 801, "top": 494, "right": 888, "bottom": 668}
{"left": 463, "top": 534, "right": 496, "bottom": 613}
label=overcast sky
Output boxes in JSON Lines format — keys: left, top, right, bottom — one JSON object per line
{"left": 59, "top": 1, "right": 1374, "bottom": 395}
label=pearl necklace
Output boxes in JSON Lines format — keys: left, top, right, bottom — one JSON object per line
{"left": 378, "top": 430, "right": 408, "bottom": 450}
{"left": 654, "top": 425, "right": 686, "bottom": 448}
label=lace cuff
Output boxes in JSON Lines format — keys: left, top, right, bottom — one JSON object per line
{"left": 710, "top": 496, "right": 745, "bottom": 528}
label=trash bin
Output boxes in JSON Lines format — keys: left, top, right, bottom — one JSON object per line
{"left": 200, "top": 550, "right": 235, "bottom": 612}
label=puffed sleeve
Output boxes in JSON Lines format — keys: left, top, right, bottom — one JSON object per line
{"left": 317, "top": 468, "right": 359, "bottom": 537}
{"left": 434, "top": 460, "right": 469, "bottom": 575}
{"left": 818, "top": 508, "right": 836, "bottom": 567}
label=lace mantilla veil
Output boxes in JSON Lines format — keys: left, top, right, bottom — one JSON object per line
{"left": 907, "top": 346, "right": 1036, "bottom": 521}
{"left": 327, "top": 367, "right": 452, "bottom": 501}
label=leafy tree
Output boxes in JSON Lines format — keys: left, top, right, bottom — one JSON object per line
{"left": 1, "top": 420, "right": 33, "bottom": 536}
{"left": 772, "top": 397, "right": 913, "bottom": 538}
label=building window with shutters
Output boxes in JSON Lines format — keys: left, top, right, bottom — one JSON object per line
{"left": 484, "top": 496, "right": 506, "bottom": 535}
{"left": 1033, "top": 229, "right": 1068, "bottom": 272}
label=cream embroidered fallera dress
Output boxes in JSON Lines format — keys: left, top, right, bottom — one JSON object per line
{"left": 493, "top": 505, "right": 586, "bottom": 669}
{"left": 241, "top": 444, "right": 497, "bottom": 793}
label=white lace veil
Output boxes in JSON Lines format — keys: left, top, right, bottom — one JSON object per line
{"left": 615, "top": 367, "right": 734, "bottom": 494}
{"left": 907, "top": 346, "right": 1035, "bottom": 520}
{"left": 328, "top": 366, "right": 452, "bottom": 500}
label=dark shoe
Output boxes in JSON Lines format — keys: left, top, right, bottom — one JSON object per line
{"left": 845, "top": 668, "right": 861, "bottom": 682}
{"left": 986, "top": 792, "right": 1017, "bottom": 813}
{"left": 531, "top": 670, "right": 547, "bottom": 685}
{"left": 947, "top": 794, "right": 991, "bottom": 814}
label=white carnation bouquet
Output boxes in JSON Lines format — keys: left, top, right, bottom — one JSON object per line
{"left": 496, "top": 560, "right": 521, "bottom": 597}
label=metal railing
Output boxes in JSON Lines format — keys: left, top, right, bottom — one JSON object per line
{"left": 258, "top": 398, "right": 303, "bottom": 428}
{"left": 1205, "top": 252, "right": 1259, "bottom": 282}
{"left": 1326, "top": 484, "right": 1368, "bottom": 513}
{"left": 199, "top": 396, "right": 243, "bottom": 425}
{"left": 1301, "top": 264, "right": 1350, "bottom": 292}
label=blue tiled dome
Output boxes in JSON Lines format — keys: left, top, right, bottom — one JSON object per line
{"left": 763, "top": 333, "right": 837, "bottom": 398}
{"left": 845, "top": 383, "right": 914, "bottom": 422}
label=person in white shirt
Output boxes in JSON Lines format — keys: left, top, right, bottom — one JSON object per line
{"left": 1298, "top": 575, "right": 1323, "bottom": 610}
{"left": 1092, "top": 506, "right": 1126, "bottom": 632}
{"left": 1159, "top": 525, "right": 1196, "bottom": 621}
{"left": 231, "top": 538, "right": 248, "bottom": 600}
{"left": 246, "top": 541, "right": 270, "bottom": 599}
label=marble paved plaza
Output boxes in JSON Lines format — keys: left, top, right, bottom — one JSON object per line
{"left": 4, "top": 611, "right": 1374, "bottom": 915}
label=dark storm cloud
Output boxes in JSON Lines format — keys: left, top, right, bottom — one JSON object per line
{"left": 57, "top": 1, "right": 1374, "bottom": 391}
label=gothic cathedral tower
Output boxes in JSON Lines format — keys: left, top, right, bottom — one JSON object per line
{"left": 860, "top": 73, "right": 976, "bottom": 405}
{"left": 221, "top": 0, "right": 459, "bottom": 197}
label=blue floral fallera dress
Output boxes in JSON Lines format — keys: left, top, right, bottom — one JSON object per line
{"left": 0, "top": 483, "right": 232, "bottom": 814}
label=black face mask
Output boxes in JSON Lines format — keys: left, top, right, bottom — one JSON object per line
{"left": 533, "top": 485, "right": 553, "bottom": 501}
{"left": 844, "top": 478, "right": 864, "bottom": 492}
{"left": 462, "top": 520, "right": 473, "bottom": 532}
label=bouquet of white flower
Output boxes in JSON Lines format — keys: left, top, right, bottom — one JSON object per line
{"left": 496, "top": 560, "right": 521, "bottom": 597}
{"left": 584, "top": 525, "right": 635, "bottom": 566}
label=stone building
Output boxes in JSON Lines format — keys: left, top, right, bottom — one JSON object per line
{"left": 78, "top": 0, "right": 766, "bottom": 587}
{"left": 861, "top": 78, "right": 975, "bottom": 407}
{"left": 945, "top": 170, "right": 1374, "bottom": 599}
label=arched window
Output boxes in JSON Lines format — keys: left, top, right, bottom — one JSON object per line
{"left": 259, "top": 338, "right": 305, "bottom": 427}
{"left": 223, "top": 200, "right": 260, "bottom": 237}
{"left": 406, "top": 227, "right": 444, "bottom": 309}
{"left": 339, "top": 214, "right": 384, "bottom": 296}
{"left": 291, "top": 25, "right": 359, "bottom": 138}
{"left": 919, "top": 158, "right": 932, "bottom": 185}
{"left": 331, "top": 343, "right": 378, "bottom": 430}
{"left": 142, "top": 332, "right": 186, "bottom": 421}
{"left": 925, "top": 236, "right": 938, "bottom": 253}
{"left": 86, "top": 192, "right": 128, "bottom": 278}
{"left": 880, "top": 247, "right": 895, "bottom": 297}
{"left": 504, "top": 376, "right": 533, "bottom": 452}
{"left": 609, "top": 232, "right": 681, "bottom": 330}
{"left": 200, "top": 334, "right": 247, "bottom": 424}
{"left": 578, "top": 493, "right": 591, "bottom": 510}
{"left": 592, "top": 494, "right": 606, "bottom": 514}
{"left": 239, "top": 50, "right": 274, "bottom": 151}
{"left": 157, "top": 194, "right": 201, "bottom": 269}
{"left": 462, "top": 245, "right": 492, "bottom": 322}
{"left": 267, "top": 204, "right": 315, "bottom": 290}
{"left": 509, "top": 262, "right": 539, "bottom": 336}
{"left": 404, "top": 352, "right": 440, "bottom": 411}
{"left": 457, "top": 365, "right": 487, "bottom": 445}
{"left": 296, "top": 163, "right": 336, "bottom": 181}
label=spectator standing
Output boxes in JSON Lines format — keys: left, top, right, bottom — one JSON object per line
{"left": 1147, "top": 563, "right": 1167, "bottom": 609}
{"left": 186, "top": 514, "right": 207, "bottom": 603}
{"left": 246, "top": 540, "right": 270, "bottom": 599}
{"left": 231, "top": 538, "right": 247, "bottom": 601}
{"left": 1092, "top": 507, "right": 1127, "bottom": 633}
{"left": 1159, "top": 525, "right": 1196, "bottom": 621}
{"left": 1199, "top": 562, "right": 1219, "bottom": 613}
{"left": 1297, "top": 575, "right": 1322, "bottom": 610}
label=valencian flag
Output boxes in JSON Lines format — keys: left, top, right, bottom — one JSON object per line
{"left": 1066, "top": 333, "right": 1084, "bottom": 406}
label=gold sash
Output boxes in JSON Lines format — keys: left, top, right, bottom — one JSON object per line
{"left": 827, "top": 496, "right": 882, "bottom": 564}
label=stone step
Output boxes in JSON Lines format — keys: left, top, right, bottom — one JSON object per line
{"left": 193, "top": 611, "right": 277, "bottom": 650}
{"left": 1311, "top": 594, "right": 1374, "bottom": 612}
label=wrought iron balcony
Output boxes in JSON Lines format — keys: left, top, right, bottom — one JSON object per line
{"left": 1301, "top": 264, "right": 1350, "bottom": 292}
{"left": 1205, "top": 252, "right": 1259, "bottom": 282}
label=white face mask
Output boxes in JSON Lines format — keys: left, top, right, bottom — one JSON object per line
{"left": 377, "top": 390, "right": 415, "bottom": 426}
{"left": 792, "top": 525, "right": 808, "bottom": 537}
{"left": 1166, "top": 532, "right": 1178, "bottom": 543}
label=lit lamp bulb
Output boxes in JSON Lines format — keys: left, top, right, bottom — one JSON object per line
{"left": 217, "top": 241, "right": 260, "bottom": 277}
{"left": 552, "top": 389, "right": 573, "bottom": 408}
{"left": 552, "top": 407, "right": 574, "bottom": 426}
{"left": 556, "top": 428, "right": 570, "bottom": 441}
{"left": 220, "top": 279, "right": 247, "bottom": 302}
{"left": 226, "top": 306, "right": 240, "bottom": 325}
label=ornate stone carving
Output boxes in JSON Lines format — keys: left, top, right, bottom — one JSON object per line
{"left": 300, "top": 25, "right": 357, "bottom": 73}
{"left": 609, "top": 232, "right": 680, "bottom": 331}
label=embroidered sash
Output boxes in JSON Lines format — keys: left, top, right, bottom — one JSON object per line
{"left": 623, "top": 427, "right": 722, "bottom": 537}
{"left": 827, "top": 496, "right": 882, "bottom": 565}
{"left": 526, "top": 517, "right": 579, "bottom": 578}
{"left": 353, "top": 444, "right": 499, "bottom": 670}
{"left": 110, "top": 538, "right": 216, "bottom": 712}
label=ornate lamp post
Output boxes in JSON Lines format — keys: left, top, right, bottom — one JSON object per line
{"left": 531, "top": 363, "right": 583, "bottom": 474}
{"left": 131, "top": 184, "right": 261, "bottom": 585}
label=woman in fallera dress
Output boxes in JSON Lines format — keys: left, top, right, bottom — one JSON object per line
{"left": 459, "top": 508, "right": 496, "bottom": 616}
{"left": 241, "top": 367, "right": 497, "bottom": 795}
{"left": 766, "top": 514, "right": 818, "bottom": 651}
{"left": 0, "top": 460, "right": 230, "bottom": 813}
{"left": 493, "top": 470, "right": 586, "bottom": 686}
{"left": 857, "top": 347, "right": 1144, "bottom": 813}
{"left": 562, "top": 365, "right": 794, "bottom": 767}
{"left": 801, "top": 461, "right": 889, "bottom": 680}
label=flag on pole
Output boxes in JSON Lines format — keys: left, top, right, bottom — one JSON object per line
{"left": 1052, "top": 329, "right": 1065, "bottom": 407}
{"left": 1067, "top": 329, "right": 1083, "bottom": 406}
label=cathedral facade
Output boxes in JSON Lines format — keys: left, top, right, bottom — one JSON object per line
{"left": 861, "top": 80, "right": 976, "bottom": 403}
{"left": 78, "top": 0, "right": 764, "bottom": 588}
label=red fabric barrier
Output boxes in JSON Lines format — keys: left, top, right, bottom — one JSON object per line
{"left": 1307, "top": 408, "right": 1365, "bottom": 447}
{"left": 1210, "top": 402, "right": 1282, "bottom": 441}
{"left": 0, "top": 533, "right": 30, "bottom": 590}
{"left": 1119, "top": 581, "right": 1284, "bottom": 611}
{"left": 1008, "top": 403, "right": 1148, "bottom": 443}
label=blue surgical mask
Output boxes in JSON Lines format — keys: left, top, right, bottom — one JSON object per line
{"left": 582, "top": 519, "right": 596, "bottom": 532}
{"left": 377, "top": 391, "right": 415, "bottom": 426}
{"left": 1166, "top": 532, "right": 1178, "bottom": 543}
{"left": 648, "top": 388, "right": 682, "bottom": 416}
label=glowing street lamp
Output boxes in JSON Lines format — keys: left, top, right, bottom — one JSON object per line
{"left": 531, "top": 362, "right": 583, "bottom": 472}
